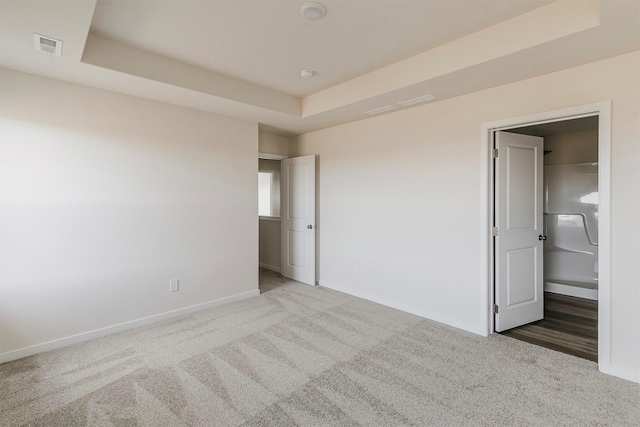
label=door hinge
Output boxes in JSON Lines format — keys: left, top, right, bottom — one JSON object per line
{"left": 493, "top": 304, "right": 499, "bottom": 314}
{"left": 492, "top": 148, "right": 499, "bottom": 158}
{"left": 492, "top": 227, "right": 499, "bottom": 237}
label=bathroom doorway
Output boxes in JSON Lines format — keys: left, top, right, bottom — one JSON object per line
{"left": 499, "top": 116, "right": 599, "bottom": 361}
{"left": 482, "top": 102, "right": 611, "bottom": 370}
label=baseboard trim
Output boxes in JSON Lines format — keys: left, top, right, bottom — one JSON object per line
{"left": 319, "top": 281, "right": 487, "bottom": 336}
{"left": 259, "top": 262, "right": 281, "bottom": 273}
{"left": 0, "top": 289, "right": 260, "bottom": 364}
{"left": 607, "top": 364, "right": 640, "bottom": 384}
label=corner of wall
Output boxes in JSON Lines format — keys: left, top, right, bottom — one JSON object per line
{"left": 258, "top": 132, "right": 293, "bottom": 157}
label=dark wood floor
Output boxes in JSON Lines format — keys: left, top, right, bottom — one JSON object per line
{"left": 501, "top": 292, "right": 598, "bottom": 362}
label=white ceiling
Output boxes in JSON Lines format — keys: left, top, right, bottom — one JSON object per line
{"left": 1, "top": 0, "right": 639, "bottom": 136}
{"left": 89, "top": 0, "right": 552, "bottom": 97}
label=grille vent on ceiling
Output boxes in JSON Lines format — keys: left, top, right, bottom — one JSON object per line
{"left": 363, "top": 105, "right": 396, "bottom": 115}
{"left": 397, "top": 94, "right": 437, "bottom": 107}
{"left": 33, "top": 33, "right": 63, "bottom": 56}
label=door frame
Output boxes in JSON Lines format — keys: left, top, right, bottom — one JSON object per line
{"left": 258, "top": 153, "right": 287, "bottom": 273}
{"left": 480, "top": 101, "right": 611, "bottom": 374}
{"left": 259, "top": 153, "right": 287, "bottom": 161}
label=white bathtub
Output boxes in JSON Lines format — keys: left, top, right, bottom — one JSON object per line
{"left": 544, "top": 279, "right": 598, "bottom": 301}
{"left": 544, "top": 163, "right": 599, "bottom": 302}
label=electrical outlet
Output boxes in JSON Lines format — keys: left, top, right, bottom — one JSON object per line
{"left": 169, "top": 279, "right": 179, "bottom": 292}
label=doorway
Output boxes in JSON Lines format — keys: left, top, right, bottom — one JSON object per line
{"left": 258, "top": 154, "right": 286, "bottom": 288}
{"left": 258, "top": 153, "right": 317, "bottom": 290}
{"left": 481, "top": 102, "right": 611, "bottom": 373}
{"left": 497, "top": 117, "right": 599, "bottom": 361}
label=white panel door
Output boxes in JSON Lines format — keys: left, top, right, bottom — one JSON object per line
{"left": 495, "top": 131, "right": 544, "bottom": 332}
{"left": 281, "top": 155, "right": 316, "bottom": 285}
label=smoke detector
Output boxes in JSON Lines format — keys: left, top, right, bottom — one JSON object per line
{"left": 33, "top": 33, "right": 63, "bottom": 56}
{"left": 300, "top": 69, "right": 314, "bottom": 79}
{"left": 301, "top": 2, "right": 326, "bottom": 20}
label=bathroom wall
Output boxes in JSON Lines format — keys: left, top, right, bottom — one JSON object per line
{"left": 542, "top": 127, "right": 599, "bottom": 245}
{"left": 544, "top": 129, "right": 598, "bottom": 165}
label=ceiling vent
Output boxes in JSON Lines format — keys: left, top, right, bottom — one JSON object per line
{"left": 398, "top": 94, "right": 437, "bottom": 107}
{"left": 33, "top": 33, "right": 63, "bottom": 56}
{"left": 363, "top": 105, "right": 396, "bottom": 115}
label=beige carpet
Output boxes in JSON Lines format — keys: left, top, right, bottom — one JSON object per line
{"left": 1, "top": 269, "right": 639, "bottom": 426}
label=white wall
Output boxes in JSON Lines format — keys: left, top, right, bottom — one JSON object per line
{"left": 0, "top": 69, "right": 259, "bottom": 359}
{"left": 293, "top": 52, "right": 640, "bottom": 381}
{"left": 259, "top": 132, "right": 291, "bottom": 157}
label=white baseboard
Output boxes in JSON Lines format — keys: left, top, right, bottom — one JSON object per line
{"left": 319, "top": 280, "right": 487, "bottom": 337}
{"left": 606, "top": 364, "right": 640, "bottom": 384}
{"left": 0, "top": 289, "right": 260, "bottom": 364}
{"left": 317, "top": 282, "right": 640, "bottom": 383}
{"left": 259, "top": 262, "right": 281, "bottom": 273}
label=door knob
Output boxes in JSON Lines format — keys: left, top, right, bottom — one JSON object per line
{"left": 307, "top": 225, "right": 316, "bottom": 229}
{"left": 538, "top": 235, "right": 547, "bottom": 241}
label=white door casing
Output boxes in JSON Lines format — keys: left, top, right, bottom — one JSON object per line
{"left": 482, "top": 103, "right": 611, "bottom": 378}
{"left": 495, "top": 131, "right": 544, "bottom": 331}
{"left": 281, "top": 155, "right": 316, "bottom": 285}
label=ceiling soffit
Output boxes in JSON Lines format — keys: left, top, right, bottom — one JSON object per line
{"left": 88, "top": 0, "right": 554, "bottom": 97}
{"left": 81, "top": 1, "right": 600, "bottom": 121}
{"left": 2, "top": 0, "right": 639, "bottom": 135}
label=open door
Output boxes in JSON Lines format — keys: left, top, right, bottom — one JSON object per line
{"left": 495, "top": 131, "right": 544, "bottom": 331}
{"left": 281, "top": 155, "right": 316, "bottom": 285}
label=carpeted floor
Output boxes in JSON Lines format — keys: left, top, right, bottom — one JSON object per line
{"left": 1, "top": 270, "right": 639, "bottom": 426}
